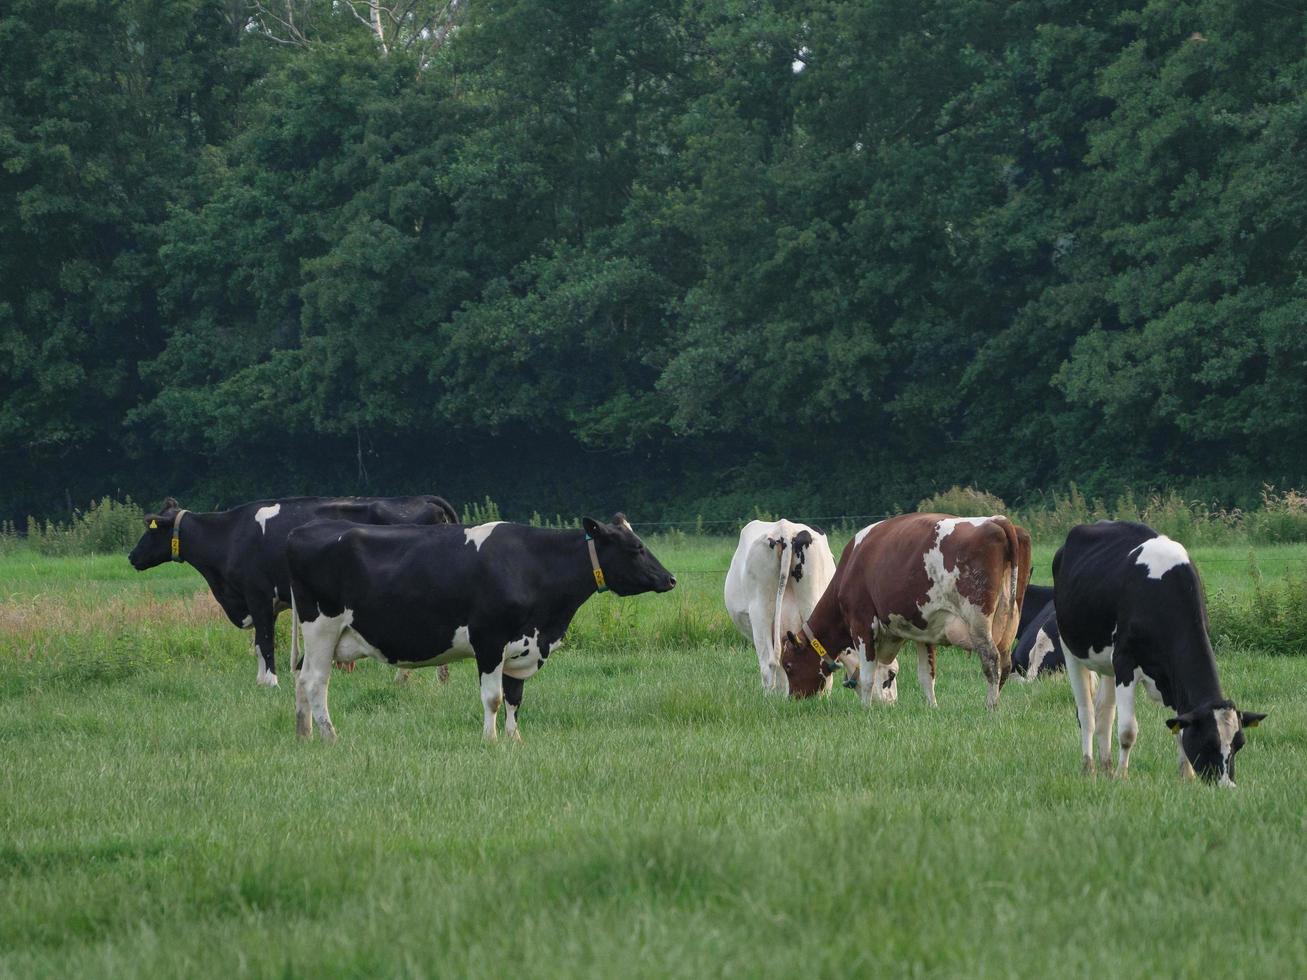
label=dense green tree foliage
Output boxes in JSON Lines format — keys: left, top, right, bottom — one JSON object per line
{"left": 3, "top": 0, "right": 1305, "bottom": 521}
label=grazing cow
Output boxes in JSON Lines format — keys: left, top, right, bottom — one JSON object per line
{"left": 1016, "top": 584, "right": 1055, "bottom": 641}
{"left": 128, "top": 494, "right": 457, "bottom": 687}
{"left": 724, "top": 520, "right": 842, "bottom": 695}
{"left": 780, "top": 513, "right": 1032, "bottom": 709}
{"left": 1053, "top": 520, "right": 1264, "bottom": 783}
{"left": 286, "top": 514, "right": 676, "bottom": 742}
{"left": 1010, "top": 600, "right": 1065, "bottom": 680}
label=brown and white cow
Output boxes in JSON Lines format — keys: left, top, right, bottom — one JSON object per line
{"left": 780, "top": 513, "right": 1032, "bottom": 709}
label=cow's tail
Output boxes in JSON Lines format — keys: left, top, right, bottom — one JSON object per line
{"left": 772, "top": 536, "right": 794, "bottom": 663}
{"left": 995, "top": 515, "right": 1021, "bottom": 617}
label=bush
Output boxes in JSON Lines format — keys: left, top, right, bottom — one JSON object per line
{"left": 1245, "top": 486, "right": 1307, "bottom": 544}
{"left": 24, "top": 498, "right": 145, "bottom": 557}
{"left": 917, "top": 486, "right": 1008, "bottom": 517}
{"left": 0, "top": 520, "right": 21, "bottom": 555}
{"left": 459, "top": 496, "right": 502, "bottom": 525}
{"left": 1208, "top": 556, "right": 1307, "bottom": 654}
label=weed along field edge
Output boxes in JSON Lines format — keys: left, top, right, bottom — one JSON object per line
{"left": 2, "top": 537, "right": 1306, "bottom": 976}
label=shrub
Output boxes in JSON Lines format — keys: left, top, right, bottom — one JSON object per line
{"left": 917, "top": 485, "right": 1008, "bottom": 517}
{"left": 1245, "top": 486, "right": 1307, "bottom": 544}
{"left": 24, "top": 497, "right": 145, "bottom": 557}
{"left": 460, "top": 496, "right": 502, "bottom": 525}
{"left": 1208, "top": 555, "right": 1307, "bottom": 654}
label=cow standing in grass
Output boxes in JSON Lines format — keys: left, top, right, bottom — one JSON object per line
{"left": 724, "top": 520, "right": 852, "bottom": 696}
{"left": 128, "top": 495, "right": 457, "bottom": 688}
{"left": 286, "top": 514, "right": 676, "bottom": 741}
{"left": 781, "top": 513, "right": 1032, "bottom": 709}
{"left": 1053, "top": 520, "right": 1265, "bottom": 783}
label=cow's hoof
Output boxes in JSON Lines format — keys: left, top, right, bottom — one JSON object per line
{"left": 1081, "top": 757, "right": 1096, "bottom": 776}
{"left": 258, "top": 672, "right": 279, "bottom": 688}
{"left": 843, "top": 677, "right": 857, "bottom": 690}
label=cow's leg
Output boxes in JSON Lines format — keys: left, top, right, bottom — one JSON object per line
{"left": 1115, "top": 679, "right": 1139, "bottom": 778}
{"left": 974, "top": 630, "right": 1004, "bottom": 711}
{"left": 502, "top": 674, "right": 525, "bottom": 743}
{"left": 1093, "top": 676, "right": 1116, "bottom": 769}
{"left": 252, "top": 609, "right": 279, "bottom": 688}
{"left": 859, "top": 636, "right": 900, "bottom": 706}
{"left": 479, "top": 662, "right": 504, "bottom": 741}
{"left": 297, "top": 614, "right": 344, "bottom": 742}
{"left": 916, "top": 643, "right": 938, "bottom": 708}
{"left": 749, "top": 612, "right": 779, "bottom": 693}
{"left": 1065, "top": 658, "right": 1097, "bottom": 774}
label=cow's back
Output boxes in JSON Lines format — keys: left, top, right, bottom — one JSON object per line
{"left": 1053, "top": 521, "right": 1155, "bottom": 656}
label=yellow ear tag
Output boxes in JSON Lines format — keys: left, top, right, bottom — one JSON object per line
{"left": 149, "top": 520, "right": 158, "bottom": 529}
{"left": 810, "top": 637, "right": 828, "bottom": 659}
{"left": 171, "top": 538, "right": 179, "bottom": 557}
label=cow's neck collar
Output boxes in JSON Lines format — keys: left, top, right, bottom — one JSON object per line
{"left": 584, "top": 533, "right": 609, "bottom": 593}
{"left": 170, "top": 509, "right": 190, "bottom": 562}
{"left": 801, "top": 621, "right": 840, "bottom": 672}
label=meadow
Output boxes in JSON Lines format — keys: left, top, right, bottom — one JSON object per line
{"left": 2, "top": 534, "right": 1306, "bottom": 977}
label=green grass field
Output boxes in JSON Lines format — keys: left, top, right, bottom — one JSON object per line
{"left": 2, "top": 537, "right": 1306, "bottom": 977}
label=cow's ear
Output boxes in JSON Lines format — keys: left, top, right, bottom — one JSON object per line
{"left": 1166, "top": 713, "right": 1195, "bottom": 733}
{"left": 610, "top": 512, "right": 633, "bottom": 532}
{"left": 784, "top": 630, "right": 798, "bottom": 646}
{"left": 582, "top": 517, "right": 606, "bottom": 538}
{"left": 144, "top": 514, "right": 161, "bottom": 529}
{"left": 162, "top": 496, "right": 180, "bottom": 511}
{"left": 1240, "top": 711, "right": 1267, "bottom": 729}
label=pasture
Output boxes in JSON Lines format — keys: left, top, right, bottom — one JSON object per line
{"left": 2, "top": 535, "right": 1306, "bottom": 977}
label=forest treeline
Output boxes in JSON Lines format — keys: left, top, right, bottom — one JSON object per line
{"left": 4, "top": 0, "right": 1306, "bottom": 523}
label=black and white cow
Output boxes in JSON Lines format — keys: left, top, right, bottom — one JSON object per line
{"left": 286, "top": 514, "right": 676, "bottom": 742}
{"left": 1016, "top": 584, "right": 1054, "bottom": 640}
{"left": 1010, "top": 600, "right": 1065, "bottom": 680}
{"left": 1010, "top": 582, "right": 1060, "bottom": 681}
{"left": 128, "top": 495, "right": 457, "bottom": 687}
{"left": 1053, "top": 520, "right": 1265, "bottom": 784}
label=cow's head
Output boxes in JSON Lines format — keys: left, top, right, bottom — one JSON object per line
{"left": 582, "top": 514, "right": 676, "bottom": 596}
{"left": 1167, "top": 701, "right": 1265, "bottom": 786}
{"left": 779, "top": 629, "right": 833, "bottom": 698}
{"left": 129, "top": 497, "right": 182, "bottom": 570}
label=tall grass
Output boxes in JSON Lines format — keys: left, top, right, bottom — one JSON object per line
{"left": 13, "top": 498, "right": 145, "bottom": 557}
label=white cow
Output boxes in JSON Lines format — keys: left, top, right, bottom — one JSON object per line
{"left": 724, "top": 519, "right": 857, "bottom": 695}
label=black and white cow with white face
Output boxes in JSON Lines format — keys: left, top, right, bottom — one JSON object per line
{"left": 1011, "top": 598, "right": 1065, "bottom": 681}
{"left": 128, "top": 495, "right": 457, "bottom": 687}
{"left": 286, "top": 514, "right": 676, "bottom": 742}
{"left": 1053, "top": 521, "right": 1265, "bottom": 784}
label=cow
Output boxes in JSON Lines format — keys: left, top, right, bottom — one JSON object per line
{"left": 1016, "top": 584, "right": 1054, "bottom": 641}
{"left": 128, "top": 494, "right": 458, "bottom": 688}
{"left": 286, "top": 514, "right": 676, "bottom": 742}
{"left": 1010, "top": 599, "right": 1065, "bottom": 680}
{"left": 724, "top": 520, "right": 841, "bottom": 695}
{"left": 780, "top": 513, "right": 1032, "bottom": 710}
{"left": 1053, "top": 520, "right": 1264, "bottom": 783}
